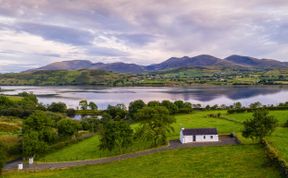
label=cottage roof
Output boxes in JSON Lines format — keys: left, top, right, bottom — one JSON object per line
{"left": 182, "top": 128, "right": 217, "bottom": 135}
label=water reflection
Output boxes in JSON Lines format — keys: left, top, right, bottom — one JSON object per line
{"left": 0, "top": 86, "right": 287, "bottom": 109}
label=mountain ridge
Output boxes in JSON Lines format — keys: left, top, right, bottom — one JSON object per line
{"left": 25, "top": 54, "right": 288, "bottom": 74}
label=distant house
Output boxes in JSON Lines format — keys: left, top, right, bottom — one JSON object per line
{"left": 180, "top": 128, "right": 219, "bottom": 144}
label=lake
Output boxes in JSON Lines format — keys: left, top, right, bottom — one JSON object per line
{"left": 0, "top": 86, "right": 288, "bottom": 109}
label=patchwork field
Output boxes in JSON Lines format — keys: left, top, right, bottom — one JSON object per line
{"left": 4, "top": 145, "right": 281, "bottom": 178}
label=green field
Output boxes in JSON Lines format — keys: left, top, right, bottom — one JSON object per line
{"left": 39, "top": 135, "right": 151, "bottom": 162}
{"left": 4, "top": 145, "right": 281, "bottom": 178}
{"left": 224, "top": 110, "right": 288, "bottom": 125}
{"left": 267, "top": 128, "right": 288, "bottom": 161}
{"left": 170, "top": 110, "right": 242, "bottom": 139}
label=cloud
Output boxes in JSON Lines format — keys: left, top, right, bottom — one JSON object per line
{"left": 0, "top": 0, "right": 288, "bottom": 72}
{"left": 15, "top": 22, "right": 94, "bottom": 45}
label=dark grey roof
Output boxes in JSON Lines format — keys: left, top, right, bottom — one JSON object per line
{"left": 182, "top": 128, "right": 217, "bottom": 135}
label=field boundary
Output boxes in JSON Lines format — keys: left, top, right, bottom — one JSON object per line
{"left": 262, "top": 139, "right": 288, "bottom": 177}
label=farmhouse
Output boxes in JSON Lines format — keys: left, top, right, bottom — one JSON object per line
{"left": 180, "top": 128, "right": 219, "bottom": 144}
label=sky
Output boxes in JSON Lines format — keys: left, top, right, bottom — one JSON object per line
{"left": 0, "top": 0, "right": 288, "bottom": 72}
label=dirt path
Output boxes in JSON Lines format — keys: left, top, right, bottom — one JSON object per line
{"left": 4, "top": 135, "right": 238, "bottom": 171}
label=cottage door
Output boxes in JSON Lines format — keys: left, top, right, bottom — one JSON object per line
{"left": 193, "top": 135, "right": 196, "bottom": 142}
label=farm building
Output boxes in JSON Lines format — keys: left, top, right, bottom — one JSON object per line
{"left": 180, "top": 128, "right": 219, "bottom": 144}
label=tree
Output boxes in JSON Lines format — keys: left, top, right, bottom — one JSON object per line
{"left": 79, "top": 100, "right": 88, "bottom": 110}
{"left": 88, "top": 102, "right": 98, "bottom": 110}
{"left": 249, "top": 102, "right": 262, "bottom": 109}
{"left": 66, "top": 108, "right": 76, "bottom": 117}
{"left": 136, "top": 106, "right": 175, "bottom": 146}
{"left": 128, "top": 100, "right": 146, "bottom": 121}
{"left": 106, "top": 105, "right": 127, "bottom": 120}
{"left": 147, "top": 101, "right": 160, "bottom": 107}
{"left": 80, "top": 117, "right": 100, "bottom": 132}
{"left": 57, "top": 119, "right": 79, "bottom": 137}
{"left": 48, "top": 102, "right": 67, "bottom": 113}
{"left": 161, "top": 100, "right": 178, "bottom": 114}
{"left": 0, "top": 143, "right": 6, "bottom": 175}
{"left": 99, "top": 120, "right": 133, "bottom": 153}
{"left": 22, "top": 131, "right": 48, "bottom": 158}
{"left": 242, "top": 109, "right": 278, "bottom": 142}
{"left": 233, "top": 102, "right": 242, "bottom": 109}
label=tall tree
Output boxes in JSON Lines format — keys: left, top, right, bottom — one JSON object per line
{"left": 136, "top": 106, "right": 175, "bottom": 146}
{"left": 88, "top": 102, "right": 98, "bottom": 110}
{"left": 57, "top": 119, "right": 80, "bottom": 137}
{"left": 48, "top": 102, "right": 67, "bottom": 113}
{"left": 128, "top": 100, "right": 146, "bottom": 121}
{"left": 242, "top": 109, "right": 278, "bottom": 142}
{"left": 79, "top": 100, "right": 88, "bottom": 110}
{"left": 99, "top": 120, "right": 133, "bottom": 153}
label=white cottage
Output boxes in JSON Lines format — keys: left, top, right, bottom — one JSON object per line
{"left": 180, "top": 128, "right": 219, "bottom": 144}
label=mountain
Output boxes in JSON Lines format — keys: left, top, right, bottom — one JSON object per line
{"left": 26, "top": 60, "right": 93, "bottom": 71}
{"left": 225, "top": 55, "right": 288, "bottom": 68}
{"left": 89, "top": 62, "right": 145, "bottom": 73}
{"left": 26, "top": 54, "right": 288, "bottom": 74}
{"left": 146, "top": 55, "right": 237, "bottom": 71}
{"left": 26, "top": 60, "right": 145, "bottom": 74}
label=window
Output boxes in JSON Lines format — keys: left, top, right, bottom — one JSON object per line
{"left": 211, "top": 136, "right": 213, "bottom": 139}
{"left": 203, "top": 136, "right": 206, "bottom": 139}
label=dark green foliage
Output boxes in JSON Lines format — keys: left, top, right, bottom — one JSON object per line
{"left": 242, "top": 109, "right": 278, "bottom": 142}
{"left": 57, "top": 119, "right": 80, "bottom": 137}
{"left": 48, "top": 102, "right": 67, "bottom": 113}
{"left": 79, "top": 100, "right": 88, "bottom": 110}
{"left": 80, "top": 117, "right": 100, "bottom": 132}
{"left": 22, "top": 131, "right": 48, "bottom": 158}
{"left": 136, "top": 106, "right": 175, "bottom": 146}
{"left": 106, "top": 105, "right": 127, "bottom": 120}
{"left": 66, "top": 108, "right": 76, "bottom": 117}
{"left": 99, "top": 120, "right": 133, "bottom": 153}
{"left": 88, "top": 102, "right": 98, "bottom": 110}
{"left": 128, "top": 100, "right": 146, "bottom": 121}
{"left": 174, "top": 100, "right": 192, "bottom": 113}
{"left": 147, "top": 101, "right": 161, "bottom": 107}
{"left": 0, "top": 143, "right": 6, "bottom": 175}
{"left": 161, "top": 100, "right": 178, "bottom": 114}
{"left": 22, "top": 111, "right": 76, "bottom": 158}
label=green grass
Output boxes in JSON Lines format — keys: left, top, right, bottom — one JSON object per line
{"left": 224, "top": 110, "right": 288, "bottom": 125}
{"left": 6, "top": 95, "right": 23, "bottom": 102}
{"left": 170, "top": 110, "right": 242, "bottom": 139}
{"left": 267, "top": 127, "right": 288, "bottom": 161}
{"left": 4, "top": 145, "right": 281, "bottom": 178}
{"left": 39, "top": 135, "right": 152, "bottom": 162}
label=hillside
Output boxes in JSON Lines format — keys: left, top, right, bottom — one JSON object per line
{"left": 1, "top": 67, "right": 288, "bottom": 86}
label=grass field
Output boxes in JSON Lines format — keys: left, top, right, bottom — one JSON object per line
{"left": 224, "top": 110, "right": 288, "bottom": 125}
{"left": 39, "top": 135, "right": 152, "bottom": 162}
{"left": 4, "top": 145, "right": 281, "bottom": 178}
{"left": 267, "top": 128, "right": 288, "bottom": 161}
{"left": 170, "top": 110, "right": 242, "bottom": 139}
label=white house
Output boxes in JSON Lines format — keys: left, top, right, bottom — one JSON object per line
{"left": 180, "top": 128, "right": 219, "bottom": 144}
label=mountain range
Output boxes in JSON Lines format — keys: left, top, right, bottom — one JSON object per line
{"left": 26, "top": 54, "right": 288, "bottom": 74}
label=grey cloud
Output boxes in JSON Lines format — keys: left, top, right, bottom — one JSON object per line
{"left": 86, "top": 46, "right": 128, "bottom": 57}
{"left": 116, "top": 33, "right": 156, "bottom": 46}
{"left": 15, "top": 22, "right": 94, "bottom": 45}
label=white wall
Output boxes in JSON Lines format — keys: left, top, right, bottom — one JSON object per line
{"left": 195, "top": 134, "right": 218, "bottom": 142}
{"left": 180, "top": 130, "right": 219, "bottom": 144}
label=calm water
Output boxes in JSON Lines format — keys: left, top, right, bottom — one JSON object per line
{"left": 0, "top": 86, "right": 288, "bottom": 109}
